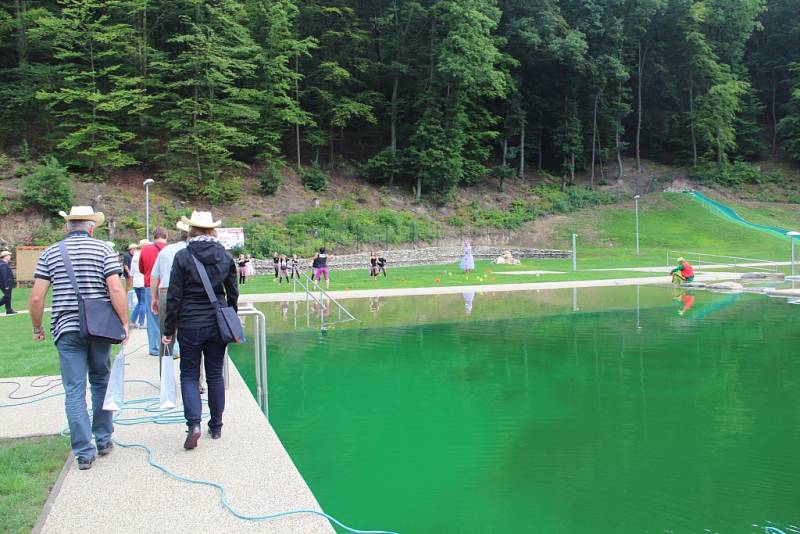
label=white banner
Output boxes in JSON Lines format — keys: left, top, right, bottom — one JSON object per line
{"left": 216, "top": 227, "right": 245, "bottom": 250}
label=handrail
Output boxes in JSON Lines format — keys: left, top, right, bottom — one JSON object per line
{"left": 667, "top": 250, "right": 780, "bottom": 273}
{"left": 237, "top": 305, "right": 268, "bottom": 417}
{"left": 292, "top": 272, "right": 357, "bottom": 329}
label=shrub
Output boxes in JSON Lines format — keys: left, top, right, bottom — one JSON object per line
{"left": 0, "top": 152, "right": 9, "bottom": 169}
{"left": 201, "top": 177, "right": 241, "bottom": 204}
{"left": 690, "top": 161, "right": 777, "bottom": 187}
{"left": 258, "top": 162, "right": 283, "bottom": 195}
{"left": 22, "top": 157, "right": 73, "bottom": 215}
{"left": 301, "top": 164, "right": 327, "bottom": 191}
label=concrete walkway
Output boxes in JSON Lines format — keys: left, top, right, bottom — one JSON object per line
{"left": 241, "top": 272, "right": 745, "bottom": 303}
{"left": 1, "top": 330, "right": 333, "bottom": 533}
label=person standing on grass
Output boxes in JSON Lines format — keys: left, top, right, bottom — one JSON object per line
{"left": 377, "top": 254, "right": 388, "bottom": 277}
{"left": 312, "top": 247, "right": 330, "bottom": 289}
{"left": 369, "top": 251, "right": 378, "bottom": 278}
{"left": 290, "top": 254, "right": 301, "bottom": 279}
{"left": 139, "top": 228, "right": 168, "bottom": 356}
{"left": 130, "top": 241, "right": 147, "bottom": 328}
{"left": 460, "top": 240, "right": 475, "bottom": 274}
{"left": 163, "top": 211, "right": 238, "bottom": 449}
{"left": 29, "top": 206, "right": 128, "bottom": 470}
{"left": 237, "top": 254, "right": 247, "bottom": 285}
{"left": 0, "top": 250, "right": 16, "bottom": 315}
{"left": 246, "top": 254, "right": 255, "bottom": 278}
{"left": 278, "top": 255, "right": 289, "bottom": 283}
{"left": 272, "top": 252, "right": 280, "bottom": 279}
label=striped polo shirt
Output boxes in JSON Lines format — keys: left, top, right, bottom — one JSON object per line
{"left": 35, "top": 232, "right": 122, "bottom": 342}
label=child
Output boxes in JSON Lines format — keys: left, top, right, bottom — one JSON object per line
{"left": 290, "top": 255, "right": 301, "bottom": 279}
{"left": 278, "top": 255, "right": 290, "bottom": 283}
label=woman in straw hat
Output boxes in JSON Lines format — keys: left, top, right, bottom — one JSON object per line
{"left": 162, "top": 211, "right": 238, "bottom": 449}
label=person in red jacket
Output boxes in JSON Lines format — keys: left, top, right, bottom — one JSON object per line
{"left": 670, "top": 257, "right": 695, "bottom": 283}
{"left": 139, "top": 228, "right": 168, "bottom": 355}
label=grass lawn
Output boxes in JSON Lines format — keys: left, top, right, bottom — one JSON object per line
{"left": 0, "top": 435, "right": 69, "bottom": 534}
{"left": 0, "top": 312, "right": 58, "bottom": 377}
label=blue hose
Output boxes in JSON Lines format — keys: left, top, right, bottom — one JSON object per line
{"left": 2, "top": 379, "right": 399, "bottom": 534}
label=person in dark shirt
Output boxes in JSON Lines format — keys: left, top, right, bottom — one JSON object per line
{"left": 163, "top": 211, "right": 238, "bottom": 450}
{"left": 369, "top": 252, "right": 378, "bottom": 278}
{"left": 272, "top": 252, "right": 279, "bottom": 278}
{"left": 0, "top": 250, "right": 16, "bottom": 314}
{"left": 377, "top": 255, "right": 388, "bottom": 277}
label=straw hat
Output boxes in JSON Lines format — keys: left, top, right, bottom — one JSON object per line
{"left": 0, "top": 250, "right": 11, "bottom": 259}
{"left": 676, "top": 257, "right": 685, "bottom": 263}
{"left": 176, "top": 220, "right": 190, "bottom": 232}
{"left": 138, "top": 239, "right": 152, "bottom": 247}
{"left": 127, "top": 243, "right": 138, "bottom": 251}
{"left": 58, "top": 206, "right": 105, "bottom": 226}
{"left": 180, "top": 211, "right": 221, "bottom": 229}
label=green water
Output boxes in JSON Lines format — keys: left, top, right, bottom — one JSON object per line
{"left": 230, "top": 287, "right": 800, "bottom": 533}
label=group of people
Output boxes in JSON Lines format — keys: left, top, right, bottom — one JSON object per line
{"left": 271, "top": 253, "right": 301, "bottom": 283}
{"left": 236, "top": 254, "right": 255, "bottom": 284}
{"left": 368, "top": 252, "right": 388, "bottom": 278}
{"left": 28, "top": 206, "right": 239, "bottom": 470}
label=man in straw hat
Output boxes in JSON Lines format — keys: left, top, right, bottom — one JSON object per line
{"left": 29, "top": 206, "right": 129, "bottom": 470}
{"left": 163, "top": 211, "right": 238, "bottom": 448}
{"left": 0, "top": 249, "right": 15, "bottom": 314}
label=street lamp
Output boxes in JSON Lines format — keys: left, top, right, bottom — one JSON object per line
{"left": 634, "top": 195, "right": 641, "bottom": 255}
{"left": 788, "top": 231, "right": 800, "bottom": 276}
{"left": 143, "top": 178, "right": 155, "bottom": 240}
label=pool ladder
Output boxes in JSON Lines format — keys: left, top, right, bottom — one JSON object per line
{"left": 292, "top": 273, "right": 357, "bottom": 330}
{"left": 237, "top": 304, "right": 269, "bottom": 417}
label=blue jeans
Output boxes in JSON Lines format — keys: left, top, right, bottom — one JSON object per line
{"left": 131, "top": 287, "right": 146, "bottom": 325}
{"left": 142, "top": 289, "right": 160, "bottom": 355}
{"left": 178, "top": 326, "right": 227, "bottom": 431}
{"left": 55, "top": 332, "right": 114, "bottom": 461}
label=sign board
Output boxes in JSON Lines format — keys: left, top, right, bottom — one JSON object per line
{"left": 216, "top": 227, "right": 245, "bottom": 250}
{"left": 14, "top": 246, "right": 47, "bottom": 284}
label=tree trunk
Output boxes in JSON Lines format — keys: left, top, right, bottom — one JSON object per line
{"left": 518, "top": 118, "right": 526, "bottom": 178}
{"left": 329, "top": 122, "right": 334, "bottom": 165}
{"left": 689, "top": 76, "right": 697, "bottom": 166}
{"left": 590, "top": 94, "right": 598, "bottom": 188}
{"left": 771, "top": 77, "right": 778, "bottom": 153}
{"left": 416, "top": 174, "right": 422, "bottom": 201}
{"left": 570, "top": 153, "right": 575, "bottom": 184}
{"left": 502, "top": 137, "right": 507, "bottom": 166}
{"left": 537, "top": 131, "right": 543, "bottom": 172}
{"left": 295, "top": 55, "right": 301, "bottom": 170}
{"left": 14, "top": 0, "right": 27, "bottom": 67}
{"left": 390, "top": 74, "right": 399, "bottom": 185}
{"left": 636, "top": 42, "right": 647, "bottom": 172}
{"left": 615, "top": 81, "right": 623, "bottom": 181}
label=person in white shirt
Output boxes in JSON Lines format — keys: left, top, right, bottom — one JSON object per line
{"left": 130, "top": 241, "right": 148, "bottom": 328}
{"left": 151, "top": 221, "right": 188, "bottom": 359}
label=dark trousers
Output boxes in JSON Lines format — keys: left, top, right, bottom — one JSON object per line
{"left": 177, "top": 326, "right": 227, "bottom": 431}
{"left": 0, "top": 288, "right": 11, "bottom": 313}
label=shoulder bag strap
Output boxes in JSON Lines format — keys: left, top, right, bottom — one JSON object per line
{"left": 190, "top": 253, "right": 221, "bottom": 308}
{"left": 58, "top": 240, "right": 83, "bottom": 302}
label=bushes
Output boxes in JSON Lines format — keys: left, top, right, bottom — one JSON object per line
{"left": 690, "top": 161, "right": 783, "bottom": 187}
{"left": 201, "top": 177, "right": 241, "bottom": 204}
{"left": 258, "top": 163, "right": 282, "bottom": 195}
{"left": 22, "top": 157, "right": 73, "bottom": 215}
{"left": 301, "top": 163, "right": 327, "bottom": 191}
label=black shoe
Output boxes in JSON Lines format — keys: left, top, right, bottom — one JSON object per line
{"left": 77, "top": 456, "right": 95, "bottom": 470}
{"left": 97, "top": 441, "right": 114, "bottom": 456}
{"left": 209, "top": 428, "right": 221, "bottom": 440}
{"left": 184, "top": 425, "right": 201, "bottom": 450}
{"left": 5, "top": 310, "right": 17, "bottom": 315}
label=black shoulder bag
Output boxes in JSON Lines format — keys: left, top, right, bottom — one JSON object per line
{"left": 58, "top": 241, "right": 126, "bottom": 344}
{"left": 190, "top": 254, "right": 245, "bottom": 344}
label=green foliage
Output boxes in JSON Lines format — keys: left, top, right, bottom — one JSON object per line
{"left": 258, "top": 162, "right": 283, "bottom": 195}
{"left": 201, "top": 177, "right": 242, "bottom": 204}
{"left": 22, "top": 157, "right": 73, "bottom": 215}
{"left": 0, "top": 152, "right": 9, "bottom": 169}
{"left": 301, "top": 163, "right": 327, "bottom": 191}
{"left": 690, "top": 161, "right": 783, "bottom": 187}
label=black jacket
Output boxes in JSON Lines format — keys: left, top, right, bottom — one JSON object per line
{"left": 163, "top": 240, "right": 238, "bottom": 336}
{"left": 0, "top": 261, "right": 13, "bottom": 290}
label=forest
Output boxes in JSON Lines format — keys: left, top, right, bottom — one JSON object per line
{"left": 1, "top": 0, "right": 800, "bottom": 203}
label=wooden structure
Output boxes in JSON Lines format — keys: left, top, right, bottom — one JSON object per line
{"left": 14, "top": 246, "right": 46, "bottom": 285}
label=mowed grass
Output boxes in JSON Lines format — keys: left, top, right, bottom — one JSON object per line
{"left": 0, "top": 312, "right": 58, "bottom": 377}
{"left": 0, "top": 435, "right": 69, "bottom": 534}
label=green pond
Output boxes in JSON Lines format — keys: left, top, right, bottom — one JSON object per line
{"left": 229, "top": 286, "right": 800, "bottom": 533}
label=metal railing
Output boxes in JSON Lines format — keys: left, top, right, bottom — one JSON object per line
{"left": 667, "top": 251, "right": 781, "bottom": 273}
{"left": 292, "top": 272, "right": 357, "bottom": 330}
{"left": 237, "top": 304, "right": 268, "bottom": 417}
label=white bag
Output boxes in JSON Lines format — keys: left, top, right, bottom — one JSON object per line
{"left": 127, "top": 290, "right": 137, "bottom": 309}
{"left": 159, "top": 347, "right": 177, "bottom": 409}
{"left": 103, "top": 347, "right": 126, "bottom": 411}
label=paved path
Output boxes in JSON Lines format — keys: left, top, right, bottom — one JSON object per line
{"left": 1, "top": 330, "right": 333, "bottom": 533}
{"left": 239, "top": 272, "right": 745, "bottom": 303}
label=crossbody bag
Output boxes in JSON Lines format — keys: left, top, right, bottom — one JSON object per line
{"left": 58, "top": 240, "right": 126, "bottom": 344}
{"left": 190, "top": 254, "right": 245, "bottom": 344}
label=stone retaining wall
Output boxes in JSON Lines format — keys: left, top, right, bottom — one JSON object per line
{"left": 250, "top": 246, "right": 569, "bottom": 274}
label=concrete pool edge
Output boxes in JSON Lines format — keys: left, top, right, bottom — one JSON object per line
{"left": 238, "top": 272, "right": 746, "bottom": 303}
{"left": 25, "top": 329, "right": 334, "bottom": 534}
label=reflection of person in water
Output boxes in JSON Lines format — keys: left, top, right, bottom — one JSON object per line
{"left": 280, "top": 301, "right": 289, "bottom": 320}
{"left": 463, "top": 291, "right": 475, "bottom": 315}
{"left": 313, "top": 300, "right": 330, "bottom": 319}
{"left": 369, "top": 296, "right": 380, "bottom": 315}
{"left": 673, "top": 290, "right": 695, "bottom": 316}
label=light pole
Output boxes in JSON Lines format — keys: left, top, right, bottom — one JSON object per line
{"left": 634, "top": 195, "right": 641, "bottom": 255}
{"left": 788, "top": 231, "right": 800, "bottom": 276}
{"left": 143, "top": 179, "right": 155, "bottom": 240}
{"left": 572, "top": 233, "right": 577, "bottom": 272}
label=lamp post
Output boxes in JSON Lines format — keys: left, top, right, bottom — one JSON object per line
{"left": 788, "top": 231, "right": 800, "bottom": 276}
{"left": 634, "top": 195, "right": 641, "bottom": 255}
{"left": 143, "top": 179, "right": 155, "bottom": 240}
